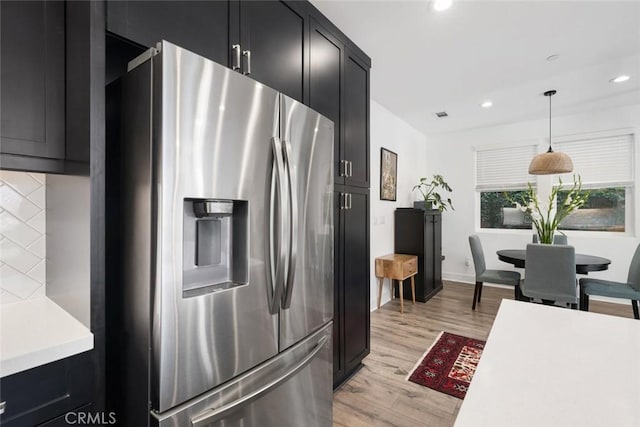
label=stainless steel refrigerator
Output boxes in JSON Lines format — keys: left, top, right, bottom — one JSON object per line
{"left": 107, "top": 41, "right": 333, "bottom": 426}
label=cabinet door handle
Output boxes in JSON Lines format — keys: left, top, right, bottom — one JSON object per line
{"left": 0, "top": 401, "right": 6, "bottom": 415}
{"left": 339, "top": 193, "right": 345, "bottom": 210}
{"left": 348, "top": 161, "right": 353, "bottom": 177}
{"left": 242, "top": 50, "right": 251, "bottom": 75}
{"left": 232, "top": 44, "right": 241, "bottom": 71}
{"left": 339, "top": 160, "right": 345, "bottom": 177}
{"left": 347, "top": 193, "right": 352, "bottom": 210}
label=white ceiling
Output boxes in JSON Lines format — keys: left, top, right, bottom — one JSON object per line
{"left": 310, "top": 0, "right": 640, "bottom": 135}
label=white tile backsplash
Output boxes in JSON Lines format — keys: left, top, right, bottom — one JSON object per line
{"left": 0, "top": 211, "right": 40, "bottom": 247}
{"left": 0, "top": 264, "right": 43, "bottom": 299}
{"left": 0, "top": 185, "right": 41, "bottom": 222}
{"left": 26, "top": 260, "right": 46, "bottom": 284}
{"left": 27, "top": 236, "right": 46, "bottom": 258}
{"left": 0, "top": 172, "right": 46, "bottom": 303}
{"left": 27, "top": 210, "right": 46, "bottom": 234}
{"left": 0, "top": 170, "right": 42, "bottom": 196}
{"left": 27, "top": 186, "right": 46, "bottom": 209}
{"left": 0, "top": 239, "right": 40, "bottom": 273}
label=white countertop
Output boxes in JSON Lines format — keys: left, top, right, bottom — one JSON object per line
{"left": 0, "top": 297, "right": 94, "bottom": 378}
{"left": 455, "top": 299, "right": 640, "bottom": 427}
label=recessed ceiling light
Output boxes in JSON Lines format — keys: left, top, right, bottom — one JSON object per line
{"left": 610, "top": 75, "right": 630, "bottom": 83}
{"left": 480, "top": 101, "right": 493, "bottom": 108}
{"left": 433, "top": 0, "right": 452, "bottom": 12}
{"left": 546, "top": 54, "right": 560, "bottom": 62}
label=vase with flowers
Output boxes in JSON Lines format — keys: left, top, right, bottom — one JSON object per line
{"left": 511, "top": 175, "right": 589, "bottom": 244}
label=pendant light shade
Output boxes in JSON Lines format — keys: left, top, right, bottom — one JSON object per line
{"left": 528, "top": 90, "right": 573, "bottom": 175}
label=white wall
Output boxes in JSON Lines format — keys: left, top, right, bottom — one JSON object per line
{"left": 369, "top": 100, "right": 428, "bottom": 310}
{"left": 425, "top": 104, "right": 640, "bottom": 289}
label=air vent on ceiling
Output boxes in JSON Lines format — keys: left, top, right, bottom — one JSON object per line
{"left": 434, "top": 111, "right": 448, "bottom": 118}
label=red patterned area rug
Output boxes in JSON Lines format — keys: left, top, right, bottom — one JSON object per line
{"left": 406, "top": 331, "right": 486, "bottom": 399}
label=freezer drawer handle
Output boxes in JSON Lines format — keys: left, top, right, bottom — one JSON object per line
{"left": 0, "top": 401, "right": 6, "bottom": 415}
{"left": 190, "top": 335, "right": 329, "bottom": 427}
{"left": 282, "top": 139, "right": 297, "bottom": 309}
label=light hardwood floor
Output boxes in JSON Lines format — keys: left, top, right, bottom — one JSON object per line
{"left": 333, "top": 281, "right": 635, "bottom": 427}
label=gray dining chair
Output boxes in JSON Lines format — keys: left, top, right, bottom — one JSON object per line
{"left": 532, "top": 233, "right": 568, "bottom": 245}
{"left": 468, "top": 235, "right": 522, "bottom": 310}
{"left": 522, "top": 243, "right": 578, "bottom": 308}
{"left": 579, "top": 243, "right": 640, "bottom": 319}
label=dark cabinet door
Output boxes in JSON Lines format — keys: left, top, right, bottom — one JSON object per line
{"left": 428, "top": 213, "right": 443, "bottom": 293}
{"left": 0, "top": 352, "right": 93, "bottom": 427}
{"left": 0, "top": 0, "right": 65, "bottom": 159}
{"left": 342, "top": 189, "right": 370, "bottom": 372}
{"left": 332, "top": 191, "right": 344, "bottom": 381}
{"left": 343, "top": 49, "right": 369, "bottom": 188}
{"left": 238, "top": 1, "right": 305, "bottom": 102}
{"left": 106, "top": 1, "right": 230, "bottom": 67}
{"left": 309, "top": 18, "right": 344, "bottom": 185}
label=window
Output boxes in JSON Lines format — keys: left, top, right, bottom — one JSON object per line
{"left": 476, "top": 144, "right": 537, "bottom": 229}
{"left": 555, "top": 133, "right": 634, "bottom": 233}
{"left": 476, "top": 132, "right": 634, "bottom": 233}
{"left": 558, "top": 187, "right": 626, "bottom": 231}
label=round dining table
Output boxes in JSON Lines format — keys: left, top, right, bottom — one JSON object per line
{"left": 497, "top": 249, "right": 611, "bottom": 274}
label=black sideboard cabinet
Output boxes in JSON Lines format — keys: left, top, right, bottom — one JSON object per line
{"left": 394, "top": 208, "right": 443, "bottom": 302}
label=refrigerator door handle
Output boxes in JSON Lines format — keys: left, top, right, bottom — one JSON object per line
{"left": 189, "top": 335, "right": 329, "bottom": 427}
{"left": 282, "top": 139, "right": 297, "bottom": 309}
{"left": 269, "top": 136, "right": 287, "bottom": 315}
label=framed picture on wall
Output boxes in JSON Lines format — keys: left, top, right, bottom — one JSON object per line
{"left": 380, "top": 147, "right": 397, "bottom": 201}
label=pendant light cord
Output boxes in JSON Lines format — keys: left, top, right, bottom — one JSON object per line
{"left": 544, "top": 90, "right": 556, "bottom": 153}
{"left": 547, "top": 92, "right": 552, "bottom": 153}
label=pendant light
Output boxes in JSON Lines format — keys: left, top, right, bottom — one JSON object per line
{"left": 528, "top": 90, "right": 573, "bottom": 175}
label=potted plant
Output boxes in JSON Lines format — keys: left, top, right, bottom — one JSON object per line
{"left": 413, "top": 174, "right": 454, "bottom": 212}
{"left": 511, "top": 175, "right": 589, "bottom": 244}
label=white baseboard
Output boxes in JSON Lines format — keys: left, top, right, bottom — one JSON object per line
{"left": 443, "top": 272, "right": 628, "bottom": 306}
{"left": 443, "top": 272, "right": 474, "bottom": 284}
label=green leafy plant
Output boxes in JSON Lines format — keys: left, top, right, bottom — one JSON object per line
{"left": 510, "top": 175, "right": 589, "bottom": 244}
{"left": 413, "top": 174, "right": 454, "bottom": 212}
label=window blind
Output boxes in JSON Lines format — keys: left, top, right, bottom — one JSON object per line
{"left": 476, "top": 144, "right": 537, "bottom": 191}
{"left": 554, "top": 134, "right": 634, "bottom": 187}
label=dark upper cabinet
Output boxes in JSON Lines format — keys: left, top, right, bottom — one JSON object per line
{"left": 236, "top": 1, "right": 305, "bottom": 102}
{"left": 106, "top": 1, "right": 230, "bottom": 67}
{"left": 0, "top": 1, "right": 65, "bottom": 160}
{"left": 308, "top": 18, "right": 343, "bottom": 184}
{"left": 394, "top": 208, "right": 443, "bottom": 302}
{"left": 333, "top": 187, "right": 370, "bottom": 388}
{"left": 343, "top": 49, "right": 370, "bottom": 188}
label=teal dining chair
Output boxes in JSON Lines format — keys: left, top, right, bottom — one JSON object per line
{"left": 522, "top": 243, "right": 578, "bottom": 308}
{"left": 579, "top": 244, "right": 640, "bottom": 319}
{"left": 468, "top": 235, "right": 522, "bottom": 310}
